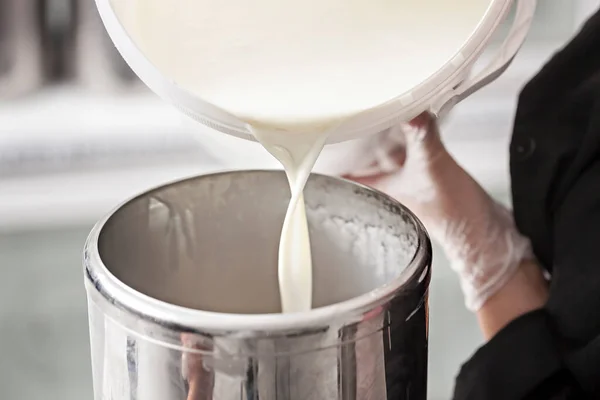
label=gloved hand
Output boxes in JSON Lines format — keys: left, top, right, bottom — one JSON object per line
{"left": 345, "top": 112, "right": 534, "bottom": 311}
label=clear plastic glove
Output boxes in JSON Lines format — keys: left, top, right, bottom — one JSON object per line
{"left": 345, "top": 113, "right": 534, "bottom": 311}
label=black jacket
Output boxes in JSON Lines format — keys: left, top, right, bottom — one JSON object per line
{"left": 453, "top": 8, "right": 600, "bottom": 400}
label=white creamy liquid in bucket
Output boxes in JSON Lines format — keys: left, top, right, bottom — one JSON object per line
{"left": 111, "top": 0, "right": 491, "bottom": 313}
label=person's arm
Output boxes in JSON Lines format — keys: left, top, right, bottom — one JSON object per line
{"left": 348, "top": 7, "right": 600, "bottom": 399}
{"left": 454, "top": 7, "right": 600, "bottom": 399}
{"left": 477, "top": 259, "right": 548, "bottom": 339}
{"left": 453, "top": 160, "right": 600, "bottom": 400}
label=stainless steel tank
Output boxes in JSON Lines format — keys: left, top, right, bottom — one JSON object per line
{"left": 84, "top": 170, "right": 432, "bottom": 399}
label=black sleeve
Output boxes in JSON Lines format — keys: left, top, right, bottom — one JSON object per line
{"left": 453, "top": 7, "right": 600, "bottom": 400}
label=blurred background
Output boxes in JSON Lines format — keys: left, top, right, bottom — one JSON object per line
{"left": 0, "top": 0, "right": 598, "bottom": 399}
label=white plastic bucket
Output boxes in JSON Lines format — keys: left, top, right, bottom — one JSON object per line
{"left": 96, "top": 0, "right": 536, "bottom": 145}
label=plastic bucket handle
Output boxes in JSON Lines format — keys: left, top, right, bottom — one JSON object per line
{"left": 431, "top": 0, "right": 537, "bottom": 118}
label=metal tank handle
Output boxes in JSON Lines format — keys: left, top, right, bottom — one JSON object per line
{"left": 431, "top": 0, "right": 537, "bottom": 118}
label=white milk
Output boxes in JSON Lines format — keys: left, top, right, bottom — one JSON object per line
{"left": 111, "top": 0, "right": 490, "bottom": 313}
{"left": 252, "top": 129, "right": 329, "bottom": 313}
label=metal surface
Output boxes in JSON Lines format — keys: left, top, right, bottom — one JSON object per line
{"left": 84, "top": 170, "right": 432, "bottom": 399}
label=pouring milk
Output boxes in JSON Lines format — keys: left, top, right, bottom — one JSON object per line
{"left": 111, "top": 0, "right": 491, "bottom": 313}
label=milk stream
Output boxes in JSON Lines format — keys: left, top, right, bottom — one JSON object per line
{"left": 252, "top": 128, "right": 329, "bottom": 313}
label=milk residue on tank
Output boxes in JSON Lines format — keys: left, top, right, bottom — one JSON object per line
{"left": 110, "top": 0, "right": 490, "bottom": 313}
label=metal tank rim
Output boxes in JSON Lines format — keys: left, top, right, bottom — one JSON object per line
{"left": 83, "top": 170, "right": 432, "bottom": 334}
